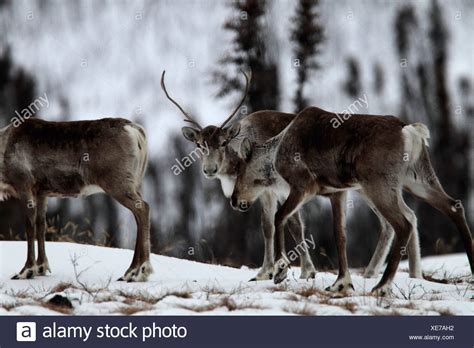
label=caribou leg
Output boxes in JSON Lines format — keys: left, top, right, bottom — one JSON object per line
{"left": 12, "top": 193, "right": 38, "bottom": 280}
{"left": 112, "top": 191, "right": 152, "bottom": 282}
{"left": 365, "top": 185, "right": 417, "bottom": 296}
{"left": 326, "top": 191, "right": 354, "bottom": 292}
{"left": 286, "top": 211, "right": 316, "bottom": 280}
{"left": 273, "top": 189, "right": 306, "bottom": 284}
{"left": 36, "top": 195, "right": 51, "bottom": 276}
{"left": 249, "top": 192, "right": 276, "bottom": 281}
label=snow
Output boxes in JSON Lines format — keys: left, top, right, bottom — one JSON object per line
{"left": 1, "top": 241, "right": 472, "bottom": 315}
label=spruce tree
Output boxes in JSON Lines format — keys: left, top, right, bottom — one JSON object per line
{"left": 342, "top": 57, "right": 361, "bottom": 98}
{"left": 427, "top": 0, "right": 470, "bottom": 229}
{"left": 214, "top": 0, "right": 279, "bottom": 115}
{"left": 290, "top": 0, "right": 324, "bottom": 112}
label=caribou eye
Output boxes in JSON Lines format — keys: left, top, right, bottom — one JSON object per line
{"left": 220, "top": 141, "right": 227, "bottom": 147}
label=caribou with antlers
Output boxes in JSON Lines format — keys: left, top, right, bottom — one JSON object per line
{"left": 161, "top": 70, "right": 317, "bottom": 280}
{"left": 0, "top": 118, "right": 151, "bottom": 282}
{"left": 160, "top": 71, "right": 424, "bottom": 288}
{"left": 231, "top": 106, "right": 474, "bottom": 294}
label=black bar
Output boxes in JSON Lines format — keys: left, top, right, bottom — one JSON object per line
{"left": 2, "top": 316, "right": 473, "bottom": 347}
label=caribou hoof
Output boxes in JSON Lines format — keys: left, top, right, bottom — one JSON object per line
{"left": 300, "top": 267, "right": 316, "bottom": 280}
{"left": 36, "top": 261, "right": 51, "bottom": 276}
{"left": 325, "top": 276, "right": 354, "bottom": 293}
{"left": 12, "top": 265, "right": 38, "bottom": 280}
{"left": 273, "top": 261, "right": 289, "bottom": 284}
{"left": 249, "top": 267, "right": 274, "bottom": 282}
{"left": 371, "top": 283, "right": 392, "bottom": 297}
{"left": 119, "top": 261, "right": 153, "bottom": 282}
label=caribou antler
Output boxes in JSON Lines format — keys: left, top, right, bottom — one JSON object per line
{"left": 160, "top": 71, "right": 203, "bottom": 129}
{"left": 219, "top": 69, "right": 251, "bottom": 129}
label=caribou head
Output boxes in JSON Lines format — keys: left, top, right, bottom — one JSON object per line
{"left": 160, "top": 70, "right": 250, "bottom": 179}
{"left": 231, "top": 138, "right": 278, "bottom": 212}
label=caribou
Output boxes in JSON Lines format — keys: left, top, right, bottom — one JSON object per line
{"left": 161, "top": 71, "right": 423, "bottom": 289}
{"left": 231, "top": 106, "right": 474, "bottom": 294}
{"left": 161, "top": 71, "right": 316, "bottom": 281}
{"left": 0, "top": 118, "right": 152, "bottom": 282}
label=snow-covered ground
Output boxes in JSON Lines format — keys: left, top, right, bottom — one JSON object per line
{"left": 0, "top": 241, "right": 472, "bottom": 316}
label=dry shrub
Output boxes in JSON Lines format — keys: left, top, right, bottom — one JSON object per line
{"left": 339, "top": 301, "right": 358, "bottom": 313}
{"left": 423, "top": 273, "right": 463, "bottom": 284}
{"left": 117, "top": 289, "right": 192, "bottom": 305}
{"left": 295, "top": 286, "right": 326, "bottom": 298}
{"left": 284, "top": 293, "right": 299, "bottom": 302}
{"left": 0, "top": 303, "right": 17, "bottom": 311}
{"left": 41, "top": 302, "right": 73, "bottom": 315}
{"left": 50, "top": 282, "right": 75, "bottom": 293}
{"left": 436, "top": 307, "right": 454, "bottom": 316}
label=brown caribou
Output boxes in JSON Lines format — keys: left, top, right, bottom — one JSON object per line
{"left": 231, "top": 106, "right": 473, "bottom": 294}
{"left": 161, "top": 71, "right": 423, "bottom": 289}
{"left": 0, "top": 118, "right": 151, "bottom": 282}
{"left": 161, "top": 70, "right": 316, "bottom": 281}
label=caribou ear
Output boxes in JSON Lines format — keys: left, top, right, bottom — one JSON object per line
{"left": 224, "top": 123, "right": 241, "bottom": 141}
{"left": 240, "top": 137, "right": 252, "bottom": 161}
{"left": 181, "top": 127, "right": 200, "bottom": 142}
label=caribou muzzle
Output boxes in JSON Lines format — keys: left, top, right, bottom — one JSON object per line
{"left": 203, "top": 164, "right": 218, "bottom": 178}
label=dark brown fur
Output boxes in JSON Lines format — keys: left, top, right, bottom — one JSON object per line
{"left": 233, "top": 107, "right": 473, "bottom": 293}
